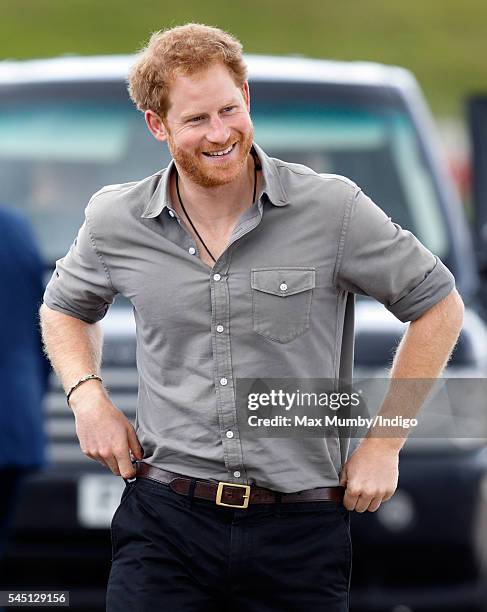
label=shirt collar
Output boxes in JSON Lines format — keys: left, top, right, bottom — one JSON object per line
{"left": 141, "top": 142, "right": 289, "bottom": 219}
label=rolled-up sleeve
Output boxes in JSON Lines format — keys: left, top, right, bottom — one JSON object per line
{"left": 43, "top": 211, "right": 117, "bottom": 324}
{"left": 333, "top": 187, "right": 456, "bottom": 322}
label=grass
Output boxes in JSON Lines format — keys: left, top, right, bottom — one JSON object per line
{"left": 1, "top": 0, "right": 487, "bottom": 116}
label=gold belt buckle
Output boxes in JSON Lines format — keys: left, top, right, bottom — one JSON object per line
{"left": 215, "top": 482, "right": 251, "bottom": 508}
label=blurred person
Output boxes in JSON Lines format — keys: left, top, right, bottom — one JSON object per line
{"left": 39, "top": 24, "right": 463, "bottom": 612}
{"left": 0, "top": 205, "right": 49, "bottom": 563}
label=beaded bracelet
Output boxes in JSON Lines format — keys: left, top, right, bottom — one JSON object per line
{"left": 66, "top": 374, "right": 103, "bottom": 406}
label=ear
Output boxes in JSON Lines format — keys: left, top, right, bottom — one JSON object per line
{"left": 241, "top": 81, "right": 250, "bottom": 113}
{"left": 145, "top": 110, "right": 168, "bottom": 142}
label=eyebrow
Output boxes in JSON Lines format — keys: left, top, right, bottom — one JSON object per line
{"left": 180, "top": 99, "right": 240, "bottom": 122}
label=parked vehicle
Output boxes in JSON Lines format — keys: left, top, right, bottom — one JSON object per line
{"left": 1, "top": 54, "right": 486, "bottom": 611}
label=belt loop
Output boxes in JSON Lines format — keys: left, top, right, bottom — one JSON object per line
{"left": 187, "top": 478, "right": 197, "bottom": 509}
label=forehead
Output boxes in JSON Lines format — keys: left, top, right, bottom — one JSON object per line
{"left": 167, "top": 63, "right": 243, "bottom": 118}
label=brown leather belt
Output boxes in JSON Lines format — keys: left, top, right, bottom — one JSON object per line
{"left": 136, "top": 462, "right": 344, "bottom": 509}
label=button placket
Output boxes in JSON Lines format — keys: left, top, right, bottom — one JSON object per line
{"left": 208, "top": 211, "right": 265, "bottom": 484}
{"left": 209, "top": 265, "right": 247, "bottom": 482}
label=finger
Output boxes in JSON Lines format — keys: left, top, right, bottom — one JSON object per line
{"left": 82, "top": 448, "right": 112, "bottom": 473}
{"left": 367, "top": 496, "right": 383, "bottom": 513}
{"left": 95, "top": 452, "right": 121, "bottom": 476}
{"left": 127, "top": 426, "right": 144, "bottom": 460}
{"left": 354, "top": 494, "right": 374, "bottom": 513}
{"left": 115, "top": 446, "right": 137, "bottom": 480}
{"left": 103, "top": 455, "right": 122, "bottom": 476}
{"left": 343, "top": 488, "right": 359, "bottom": 511}
{"left": 382, "top": 488, "right": 396, "bottom": 503}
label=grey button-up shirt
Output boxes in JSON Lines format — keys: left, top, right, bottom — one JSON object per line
{"left": 43, "top": 143, "right": 455, "bottom": 492}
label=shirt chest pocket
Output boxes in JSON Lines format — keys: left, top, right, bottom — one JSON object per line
{"left": 251, "top": 267, "right": 316, "bottom": 343}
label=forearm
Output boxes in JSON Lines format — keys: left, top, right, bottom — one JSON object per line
{"left": 367, "top": 289, "right": 464, "bottom": 449}
{"left": 39, "top": 303, "right": 105, "bottom": 397}
{"left": 389, "top": 289, "right": 464, "bottom": 379}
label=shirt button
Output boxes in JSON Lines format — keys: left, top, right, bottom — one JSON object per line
{"left": 188, "top": 247, "right": 196, "bottom": 255}
{"left": 213, "top": 273, "right": 221, "bottom": 281}
{"left": 220, "top": 377, "right": 228, "bottom": 386}
{"left": 168, "top": 210, "right": 175, "bottom": 218}
{"left": 233, "top": 470, "right": 241, "bottom": 478}
{"left": 280, "top": 282, "right": 288, "bottom": 292}
{"left": 226, "top": 431, "right": 234, "bottom": 439}
{"left": 216, "top": 325, "right": 224, "bottom": 333}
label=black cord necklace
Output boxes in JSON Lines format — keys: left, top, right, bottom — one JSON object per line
{"left": 175, "top": 151, "right": 258, "bottom": 263}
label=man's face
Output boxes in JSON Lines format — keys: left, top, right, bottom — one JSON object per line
{"left": 159, "top": 62, "right": 254, "bottom": 188}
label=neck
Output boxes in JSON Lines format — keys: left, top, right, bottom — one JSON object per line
{"left": 172, "top": 154, "right": 258, "bottom": 226}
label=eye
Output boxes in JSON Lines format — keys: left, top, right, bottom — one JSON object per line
{"left": 223, "top": 106, "right": 236, "bottom": 112}
{"left": 188, "top": 116, "right": 204, "bottom": 123}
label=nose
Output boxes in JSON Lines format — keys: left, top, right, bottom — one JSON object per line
{"left": 205, "top": 115, "right": 231, "bottom": 145}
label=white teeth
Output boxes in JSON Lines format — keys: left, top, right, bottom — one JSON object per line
{"left": 207, "top": 144, "right": 234, "bottom": 156}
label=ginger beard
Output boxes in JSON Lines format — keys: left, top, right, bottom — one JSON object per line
{"left": 165, "top": 123, "right": 255, "bottom": 189}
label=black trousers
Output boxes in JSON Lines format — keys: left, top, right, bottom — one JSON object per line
{"left": 106, "top": 477, "right": 352, "bottom": 612}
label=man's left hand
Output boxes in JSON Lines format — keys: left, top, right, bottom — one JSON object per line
{"left": 339, "top": 438, "right": 399, "bottom": 512}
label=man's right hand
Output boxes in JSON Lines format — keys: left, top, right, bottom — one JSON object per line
{"left": 70, "top": 383, "right": 144, "bottom": 478}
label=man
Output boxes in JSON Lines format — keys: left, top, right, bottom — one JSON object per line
{"left": 39, "top": 23, "right": 464, "bottom": 611}
{"left": 0, "top": 205, "right": 49, "bottom": 564}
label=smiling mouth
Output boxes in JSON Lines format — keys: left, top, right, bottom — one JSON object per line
{"left": 202, "top": 142, "right": 237, "bottom": 157}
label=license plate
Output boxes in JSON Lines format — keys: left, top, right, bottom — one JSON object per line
{"left": 77, "top": 474, "right": 125, "bottom": 528}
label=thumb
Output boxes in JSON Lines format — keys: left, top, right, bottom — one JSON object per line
{"left": 127, "top": 425, "right": 144, "bottom": 460}
{"left": 339, "top": 465, "right": 348, "bottom": 487}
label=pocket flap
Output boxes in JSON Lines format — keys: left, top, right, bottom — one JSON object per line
{"left": 251, "top": 268, "right": 316, "bottom": 297}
